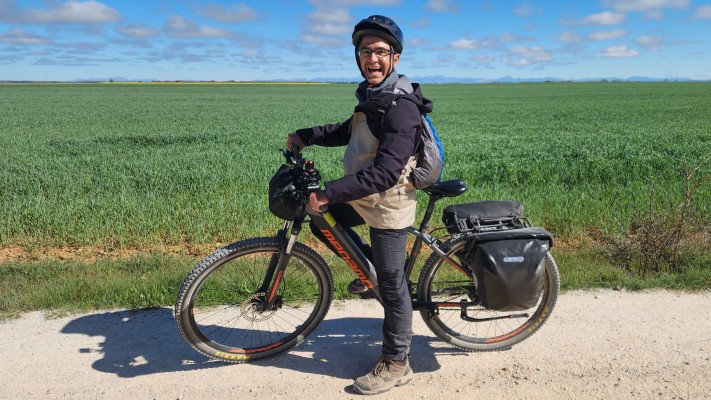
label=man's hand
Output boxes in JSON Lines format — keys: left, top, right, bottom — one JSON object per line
{"left": 309, "top": 190, "right": 330, "bottom": 212}
{"left": 286, "top": 133, "right": 304, "bottom": 153}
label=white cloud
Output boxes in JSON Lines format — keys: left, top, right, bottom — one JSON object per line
{"left": 500, "top": 32, "right": 533, "bottom": 42}
{"left": 307, "top": 22, "right": 352, "bottom": 35}
{"left": 604, "top": 0, "right": 689, "bottom": 12}
{"left": 604, "top": 0, "right": 690, "bottom": 18}
{"left": 426, "top": 0, "right": 458, "bottom": 13}
{"left": 301, "top": 8, "right": 352, "bottom": 49}
{"left": 693, "top": 5, "right": 711, "bottom": 19}
{"left": 450, "top": 34, "right": 515, "bottom": 51}
{"left": 587, "top": 11, "right": 627, "bottom": 25}
{"left": 450, "top": 38, "right": 478, "bottom": 50}
{"left": 433, "top": 53, "right": 456, "bottom": 64}
{"left": 562, "top": 11, "right": 626, "bottom": 26}
{"left": 408, "top": 37, "right": 429, "bottom": 47}
{"left": 598, "top": 44, "right": 639, "bottom": 58}
{"left": 510, "top": 45, "right": 551, "bottom": 60}
{"left": 164, "top": 16, "right": 233, "bottom": 38}
{"left": 588, "top": 29, "right": 628, "bottom": 40}
{"left": 308, "top": 0, "right": 400, "bottom": 7}
{"left": 196, "top": 3, "right": 259, "bottom": 23}
{"left": 118, "top": 24, "right": 160, "bottom": 39}
{"left": 504, "top": 45, "right": 552, "bottom": 67}
{"left": 299, "top": 34, "right": 345, "bottom": 47}
{"left": 558, "top": 31, "right": 584, "bottom": 43}
{"left": 635, "top": 34, "right": 664, "bottom": 51}
{"left": 22, "top": 1, "right": 121, "bottom": 24}
{"left": 0, "top": 28, "right": 52, "bottom": 45}
{"left": 513, "top": 2, "right": 543, "bottom": 17}
{"left": 470, "top": 54, "right": 496, "bottom": 63}
{"left": 310, "top": 8, "right": 351, "bottom": 24}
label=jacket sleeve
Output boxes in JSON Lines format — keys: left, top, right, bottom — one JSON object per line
{"left": 294, "top": 116, "right": 353, "bottom": 147}
{"left": 324, "top": 99, "right": 420, "bottom": 203}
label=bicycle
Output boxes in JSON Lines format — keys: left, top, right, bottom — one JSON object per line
{"left": 174, "top": 149, "right": 560, "bottom": 363}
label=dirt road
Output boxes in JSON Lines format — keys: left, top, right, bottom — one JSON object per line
{"left": 1, "top": 290, "right": 710, "bottom": 400}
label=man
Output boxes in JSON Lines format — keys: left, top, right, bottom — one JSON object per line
{"left": 287, "top": 15, "right": 433, "bottom": 395}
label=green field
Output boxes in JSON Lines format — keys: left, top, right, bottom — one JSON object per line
{"left": 2, "top": 82, "right": 709, "bottom": 247}
{"left": 1, "top": 82, "right": 709, "bottom": 314}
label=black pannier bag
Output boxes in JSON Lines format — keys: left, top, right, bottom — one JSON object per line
{"left": 465, "top": 228, "right": 554, "bottom": 311}
{"left": 442, "top": 200, "right": 525, "bottom": 234}
{"left": 268, "top": 164, "right": 303, "bottom": 221}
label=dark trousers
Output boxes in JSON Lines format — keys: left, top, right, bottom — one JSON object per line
{"left": 310, "top": 203, "right": 413, "bottom": 361}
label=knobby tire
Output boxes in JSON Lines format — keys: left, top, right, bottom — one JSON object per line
{"left": 175, "top": 237, "right": 333, "bottom": 363}
{"left": 417, "top": 235, "right": 559, "bottom": 351}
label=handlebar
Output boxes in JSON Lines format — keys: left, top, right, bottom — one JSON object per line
{"left": 279, "top": 147, "right": 322, "bottom": 213}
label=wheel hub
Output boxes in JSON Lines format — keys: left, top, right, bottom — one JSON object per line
{"left": 239, "top": 292, "right": 276, "bottom": 322}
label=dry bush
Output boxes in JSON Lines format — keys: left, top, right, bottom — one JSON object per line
{"left": 605, "top": 157, "right": 709, "bottom": 275}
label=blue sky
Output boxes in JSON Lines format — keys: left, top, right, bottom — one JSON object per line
{"left": 1, "top": 0, "right": 709, "bottom": 81}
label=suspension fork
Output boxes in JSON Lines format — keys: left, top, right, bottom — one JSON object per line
{"left": 258, "top": 219, "right": 301, "bottom": 310}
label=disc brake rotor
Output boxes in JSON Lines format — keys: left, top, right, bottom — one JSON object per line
{"left": 239, "top": 292, "right": 275, "bottom": 322}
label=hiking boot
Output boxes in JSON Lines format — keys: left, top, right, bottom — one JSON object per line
{"left": 347, "top": 278, "right": 369, "bottom": 295}
{"left": 352, "top": 357, "right": 414, "bottom": 395}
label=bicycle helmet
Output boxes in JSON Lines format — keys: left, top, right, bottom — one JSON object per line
{"left": 352, "top": 15, "right": 404, "bottom": 54}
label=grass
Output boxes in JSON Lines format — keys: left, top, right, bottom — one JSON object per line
{"left": 3, "top": 246, "right": 709, "bottom": 319}
{"left": 0, "top": 81, "right": 709, "bottom": 316}
{"left": 2, "top": 82, "right": 709, "bottom": 248}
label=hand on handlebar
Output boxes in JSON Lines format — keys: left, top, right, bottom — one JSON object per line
{"left": 309, "top": 190, "right": 330, "bottom": 212}
{"left": 287, "top": 133, "right": 304, "bottom": 154}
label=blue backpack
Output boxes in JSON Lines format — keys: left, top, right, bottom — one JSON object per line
{"left": 371, "top": 90, "right": 445, "bottom": 189}
{"left": 410, "top": 113, "right": 444, "bottom": 188}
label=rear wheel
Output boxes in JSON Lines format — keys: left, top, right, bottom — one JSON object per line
{"left": 175, "top": 237, "right": 333, "bottom": 362}
{"left": 417, "top": 235, "right": 559, "bottom": 351}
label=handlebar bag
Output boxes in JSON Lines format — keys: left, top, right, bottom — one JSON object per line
{"left": 465, "top": 228, "right": 553, "bottom": 311}
{"left": 268, "top": 164, "right": 302, "bottom": 221}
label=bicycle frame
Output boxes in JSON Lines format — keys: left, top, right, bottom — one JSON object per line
{"left": 176, "top": 148, "right": 559, "bottom": 361}
{"left": 259, "top": 189, "right": 478, "bottom": 314}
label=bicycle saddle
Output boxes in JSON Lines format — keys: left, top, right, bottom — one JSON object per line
{"left": 424, "top": 179, "right": 467, "bottom": 197}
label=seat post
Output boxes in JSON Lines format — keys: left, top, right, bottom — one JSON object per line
{"left": 405, "top": 192, "right": 442, "bottom": 282}
{"left": 419, "top": 193, "right": 441, "bottom": 233}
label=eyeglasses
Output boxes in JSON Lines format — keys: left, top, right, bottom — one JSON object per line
{"left": 357, "top": 48, "right": 392, "bottom": 59}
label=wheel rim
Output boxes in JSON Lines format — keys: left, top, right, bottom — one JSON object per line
{"left": 424, "top": 241, "right": 555, "bottom": 347}
{"left": 184, "top": 247, "right": 325, "bottom": 356}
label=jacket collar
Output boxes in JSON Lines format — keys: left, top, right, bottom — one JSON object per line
{"left": 355, "top": 70, "right": 402, "bottom": 102}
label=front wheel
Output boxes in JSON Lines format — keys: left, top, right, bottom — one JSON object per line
{"left": 417, "top": 235, "right": 559, "bottom": 351}
{"left": 175, "top": 237, "right": 333, "bottom": 363}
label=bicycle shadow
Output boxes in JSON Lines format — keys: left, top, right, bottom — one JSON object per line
{"left": 60, "top": 307, "right": 468, "bottom": 379}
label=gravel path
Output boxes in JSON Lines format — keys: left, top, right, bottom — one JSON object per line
{"left": 1, "top": 290, "right": 710, "bottom": 399}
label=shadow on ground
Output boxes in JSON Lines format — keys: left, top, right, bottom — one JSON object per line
{"left": 60, "top": 307, "right": 468, "bottom": 379}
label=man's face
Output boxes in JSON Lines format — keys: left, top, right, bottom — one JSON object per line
{"left": 358, "top": 35, "right": 400, "bottom": 85}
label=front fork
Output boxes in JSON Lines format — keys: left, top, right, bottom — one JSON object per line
{"left": 257, "top": 219, "right": 301, "bottom": 311}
